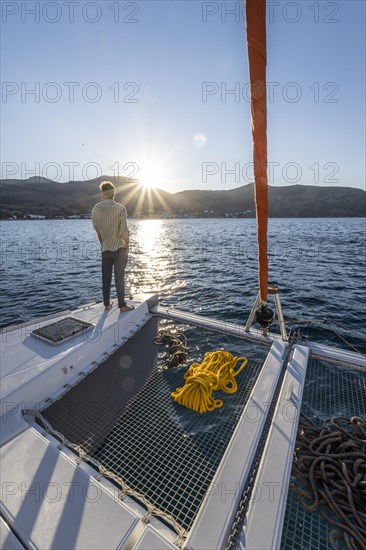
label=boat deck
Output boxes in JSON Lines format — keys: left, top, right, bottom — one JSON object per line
{"left": 1, "top": 299, "right": 365, "bottom": 549}
{"left": 0, "top": 298, "right": 151, "bottom": 407}
{"left": 38, "top": 318, "right": 270, "bottom": 533}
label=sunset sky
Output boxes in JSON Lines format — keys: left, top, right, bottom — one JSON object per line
{"left": 1, "top": 0, "right": 365, "bottom": 192}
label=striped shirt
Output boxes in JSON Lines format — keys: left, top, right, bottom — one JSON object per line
{"left": 91, "top": 199, "right": 130, "bottom": 252}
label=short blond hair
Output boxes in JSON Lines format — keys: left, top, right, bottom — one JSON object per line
{"left": 99, "top": 181, "right": 115, "bottom": 198}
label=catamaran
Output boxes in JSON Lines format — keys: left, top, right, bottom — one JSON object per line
{"left": 1, "top": 1, "right": 365, "bottom": 549}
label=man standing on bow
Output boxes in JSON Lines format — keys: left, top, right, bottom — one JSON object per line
{"left": 91, "top": 181, "right": 134, "bottom": 313}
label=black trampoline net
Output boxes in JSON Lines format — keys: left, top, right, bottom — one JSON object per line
{"left": 280, "top": 357, "right": 366, "bottom": 550}
{"left": 38, "top": 317, "right": 269, "bottom": 532}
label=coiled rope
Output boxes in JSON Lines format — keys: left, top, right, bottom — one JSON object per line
{"left": 292, "top": 414, "right": 366, "bottom": 550}
{"left": 171, "top": 351, "right": 248, "bottom": 414}
{"left": 153, "top": 328, "right": 187, "bottom": 368}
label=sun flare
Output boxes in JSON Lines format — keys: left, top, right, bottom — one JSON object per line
{"left": 140, "top": 180, "right": 155, "bottom": 190}
{"left": 122, "top": 144, "right": 176, "bottom": 214}
{"left": 137, "top": 163, "right": 166, "bottom": 190}
{"left": 121, "top": 158, "right": 171, "bottom": 215}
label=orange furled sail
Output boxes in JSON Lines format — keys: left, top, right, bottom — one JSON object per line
{"left": 245, "top": 0, "right": 269, "bottom": 304}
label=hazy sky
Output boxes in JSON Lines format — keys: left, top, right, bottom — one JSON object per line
{"left": 1, "top": 0, "right": 365, "bottom": 192}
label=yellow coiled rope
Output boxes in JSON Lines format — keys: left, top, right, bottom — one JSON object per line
{"left": 171, "top": 351, "right": 248, "bottom": 414}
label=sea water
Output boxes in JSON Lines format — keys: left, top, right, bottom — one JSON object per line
{"left": 1, "top": 217, "right": 365, "bottom": 354}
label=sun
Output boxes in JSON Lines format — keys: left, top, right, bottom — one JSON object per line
{"left": 122, "top": 157, "right": 172, "bottom": 214}
{"left": 140, "top": 180, "right": 155, "bottom": 189}
{"left": 137, "top": 162, "right": 167, "bottom": 190}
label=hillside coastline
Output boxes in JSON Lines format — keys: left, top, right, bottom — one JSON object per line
{"left": 0, "top": 177, "right": 365, "bottom": 219}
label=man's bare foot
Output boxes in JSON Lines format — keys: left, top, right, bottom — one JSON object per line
{"left": 105, "top": 302, "right": 113, "bottom": 311}
{"left": 119, "top": 305, "right": 135, "bottom": 313}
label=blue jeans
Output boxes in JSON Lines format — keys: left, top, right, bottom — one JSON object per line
{"left": 102, "top": 248, "right": 128, "bottom": 308}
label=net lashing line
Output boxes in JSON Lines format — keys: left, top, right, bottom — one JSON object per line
{"left": 25, "top": 410, "right": 187, "bottom": 547}
{"left": 292, "top": 414, "right": 366, "bottom": 550}
{"left": 283, "top": 296, "right": 366, "bottom": 357}
{"left": 171, "top": 351, "right": 248, "bottom": 414}
{"left": 153, "top": 328, "right": 187, "bottom": 368}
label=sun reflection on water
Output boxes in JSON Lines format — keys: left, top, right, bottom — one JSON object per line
{"left": 129, "top": 219, "right": 173, "bottom": 296}
{"left": 134, "top": 219, "right": 163, "bottom": 256}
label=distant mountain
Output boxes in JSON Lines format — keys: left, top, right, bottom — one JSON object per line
{"left": 26, "top": 176, "right": 55, "bottom": 184}
{"left": 0, "top": 176, "right": 365, "bottom": 219}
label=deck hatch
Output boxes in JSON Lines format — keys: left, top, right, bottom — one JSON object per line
{"left": 37, "top": 318, "right": 269, "bottom": 534}
{"left": 31, "top": 316, "right": 94, "bottom": 345}
{"left": 280, "top": 357, "right": 366, "bottom": 550}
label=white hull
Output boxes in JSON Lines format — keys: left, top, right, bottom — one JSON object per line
{"left": 0, "top": 296, "right": 364, "bottom": 549}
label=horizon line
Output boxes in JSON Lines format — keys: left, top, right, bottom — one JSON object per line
{"left": 0, "top": 176, "right": 365, "bottom": 194}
